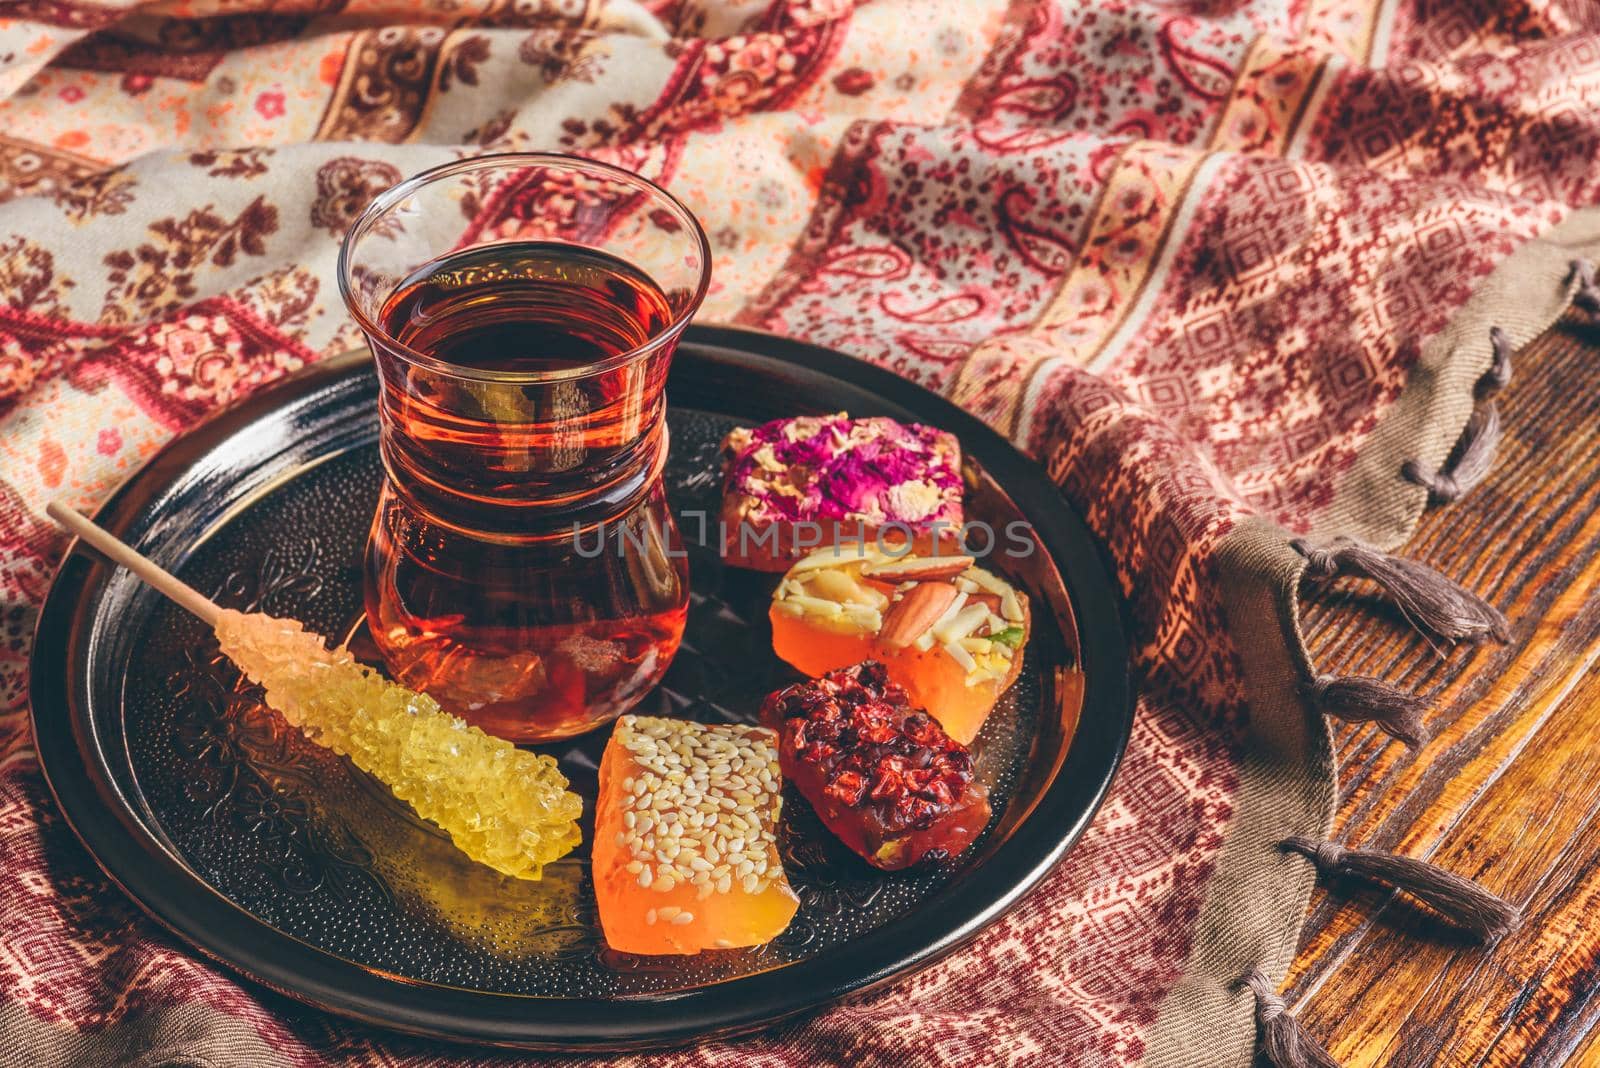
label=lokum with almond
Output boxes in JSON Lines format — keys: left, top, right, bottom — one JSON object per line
{"left": 768, "top": 544, "right": 1030, "bottom": 745}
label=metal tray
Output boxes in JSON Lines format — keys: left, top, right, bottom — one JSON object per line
{"left": 29, "top": 325, "right": 1131, "bottom": 1051}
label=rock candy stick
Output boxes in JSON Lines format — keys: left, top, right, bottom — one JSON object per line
{"left": 213, "top": 609, "right": 582, "bottom": 879}
{"left": 47, "top": 502, "right": 582, "bottom": 881}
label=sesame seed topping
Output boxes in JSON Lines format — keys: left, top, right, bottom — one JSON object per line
{"left": 613, "top": 716, "right": 785, "bottom": 899}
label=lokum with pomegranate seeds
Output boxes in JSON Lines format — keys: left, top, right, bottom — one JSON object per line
{"left": 768, "top": 546, "right": 1030, "bottom": 745}
{"left": 718, "top": 412, "right": 964, "bottom": 571}
{"left": 760, "top": 661, "right": 991, "bottom": 870}
{"left": 593, "top": 715, "right": 799, "bottom": 955}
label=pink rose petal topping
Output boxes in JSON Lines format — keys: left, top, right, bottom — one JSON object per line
{"left": 721, "top": 412, "right": 963, "bottom": 527}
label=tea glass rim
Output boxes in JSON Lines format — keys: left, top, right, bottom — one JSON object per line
{"left": 336, "top": 152, "right": 713, "bottom": 385}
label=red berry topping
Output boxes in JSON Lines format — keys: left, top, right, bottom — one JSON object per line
{"left": 761, "top": 661, "right": 990, "bottom": 867}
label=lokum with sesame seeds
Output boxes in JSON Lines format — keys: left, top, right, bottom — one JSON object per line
{"left": 593, "top": 715, "right": 799, "bottom": 955}
{"left": 760, "top": 661, "right": 992, "bottom": 870}
{"left": 718, "top": 412, "right": 964, "bottom": 571}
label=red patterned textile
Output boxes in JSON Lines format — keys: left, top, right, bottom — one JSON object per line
{"left": 0, "top": 0, "right": 1591, "bottom": 1064}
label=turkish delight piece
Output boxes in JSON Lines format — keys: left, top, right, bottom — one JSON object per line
{"left": 719, "top": 412, "right": 963, "bottom": 571}
{"left": 593, "top": 715, "right": 799, "bottom": 954}
{"left": 761, "top": 661, "right": 991, "bottom": 870}
{"left": 768, "top": 547, "right": 1030, "bottom": 745}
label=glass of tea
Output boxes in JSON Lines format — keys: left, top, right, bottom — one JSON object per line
{"left": 338, "top": 154, "right": 709, "bottom": 742}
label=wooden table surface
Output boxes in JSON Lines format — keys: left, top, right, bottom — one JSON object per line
{"left": 1286, "top": 312, "right": 1600, "bottom": 1066}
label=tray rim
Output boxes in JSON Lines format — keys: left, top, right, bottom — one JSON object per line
{"left": 29, "top": 324, "right": 1133, "bottom": 1051}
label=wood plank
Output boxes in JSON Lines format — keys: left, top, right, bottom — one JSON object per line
{"left": 1304, "top": 658, "right": 1600, "bottom": 1064}
{"left": 1284, "top": 315, "right": 1600, "bottom": 1065}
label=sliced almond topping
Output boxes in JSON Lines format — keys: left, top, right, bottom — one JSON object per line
{"left": 964, "top": 567, "right": 1013, "bottom": 596}
{"left": 933, "top": 603, "right": 990, "bottom": 645}
{"left": 879, "top": 582, "right": 959, "bottom": 647}
{"left": 840, "top": 605, "right": 883, "bottom": 630}
{"left": 942, "top": 639, "right": 978, "bottom": 673}
{"left": 933, "top": 589, "right": 968, "bottom": 628}
{"left": 788, "top": 542, "right": 882, "bottom": 574}
{"left": 789, "top": 594, "right": 842, "bottom": 617}
{"left": 863, "top": 554, "right": 975, "bottom": 582}
{"left": 809, "top": 568, "right": 882, "bottom": 607}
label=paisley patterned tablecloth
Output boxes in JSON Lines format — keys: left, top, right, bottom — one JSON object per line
{"left": 2, "top": 1, "right": 1599, "bottom": 1065}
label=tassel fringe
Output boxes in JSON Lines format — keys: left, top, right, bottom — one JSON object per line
{"left": 1573, "top": 259, "right": 1600, "bottom": 314}
{"left": 1484, "top": 326, "right": 1513, "bottom": 393}
{"left": 1284, "top": 838, "right": 1520, "bottom": 944}
{"left": 1402, "top": 402, "right": 1501, "bottom": 504}
{"left": 1260, "top": 291, "right": 1537, "bottom": 1063}
{"left": 1242, "top": 968, "right": 1341, "bottom": 1068}
{"left": 1401, "top": 318, "right": 1515, "bottom": 503}
{"left": 1302, "top": 674, "right": 1428, "bottom": 747}
{"left": 1292, "top": 538, "right": 1508, "bottom": 643}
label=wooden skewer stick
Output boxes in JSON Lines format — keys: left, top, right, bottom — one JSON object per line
{"left": 47, "top": 501, "right": 222, "bottom": 628}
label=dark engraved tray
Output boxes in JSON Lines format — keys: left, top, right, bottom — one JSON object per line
{"left": 30, "top": 325, "right": 1131, "bottom": 1051}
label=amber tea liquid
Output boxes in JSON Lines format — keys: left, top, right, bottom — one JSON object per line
{"left": 364, "top": 241, "right": 690, "bottom": 741}
{"left": 379, "top": 242, "right": 673, "bottom": 374}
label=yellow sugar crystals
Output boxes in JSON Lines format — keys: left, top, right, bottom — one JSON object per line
{"left": 215, "top": 608, "right": 582, "bottom": 880}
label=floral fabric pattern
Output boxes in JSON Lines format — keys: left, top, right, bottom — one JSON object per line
{"left": 0, "top": 0, "right": 1595, "bottom": 1065}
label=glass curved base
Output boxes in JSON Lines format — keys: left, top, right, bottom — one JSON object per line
{"left": 364, "top": 483, "right": 689, "bottom": 742}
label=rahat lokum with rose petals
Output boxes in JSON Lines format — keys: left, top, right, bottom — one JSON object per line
{"left": 718, "top": 412, "right": 964, "bottom": 571}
